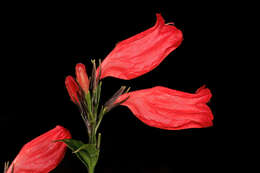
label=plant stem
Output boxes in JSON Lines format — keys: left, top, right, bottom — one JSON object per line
{"left": 84, "top": 63, "right": 104, "bottom": 173}
{"left": 88, "top": 167, "right": 95, "bottom": 173}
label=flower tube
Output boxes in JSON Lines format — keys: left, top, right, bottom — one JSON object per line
{"left": 97, "top": 13, "right": 183, "bottom": 80}
{"left": 117, "top": 86, "right": 213, "bottom": 130}
{"left": 7, "top": 125, "right": 71, "bottom": 173}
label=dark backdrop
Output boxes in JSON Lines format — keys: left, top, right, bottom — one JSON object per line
{"left": 1, "top": 4, "right": 220, "bottom": 173}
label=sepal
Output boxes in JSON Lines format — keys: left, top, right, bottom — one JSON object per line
{"left": 3, "top": 161, "right": 13, "bottom": 173}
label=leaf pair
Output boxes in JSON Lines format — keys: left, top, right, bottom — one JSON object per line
{"left": 58, "top": 139, "right": 99, "bottom": 172}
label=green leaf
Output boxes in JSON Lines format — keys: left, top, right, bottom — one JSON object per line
{"left": 58, "top": 139, "right": 99, "bottom": 170}
{"left": 73, "top": 144, "right": 99, "bottom": 165}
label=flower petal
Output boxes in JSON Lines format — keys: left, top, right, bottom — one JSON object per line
{"left": 98, "top": 13, "right": 183, "bottom": 80}
{"left": 117, "top": 86, "right": 213, "bottom": 130}
{"left": 7, "top": 126, "right": 71, "bottom": 173}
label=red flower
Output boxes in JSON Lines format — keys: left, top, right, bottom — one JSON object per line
{"left": 97, "top": 13, "right": 183, "bottom": 80}
{"left": 97, "top": 13, "right": 213, "bottom": 130}
{"left": 7, "top": 125, "right": 71, "bottom": 173}
{"left": 65, "top": 76, "right": 80, "bottom": 104}
{"left": 76, "top": 63, "right": 89, "bottom": 94}
{"left": 117, "top": 86, "right": 213, "bottom": 130}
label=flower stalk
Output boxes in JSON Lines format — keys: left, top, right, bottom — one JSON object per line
{"left": 64, "top": 59, "right": 129, "bottom": 173}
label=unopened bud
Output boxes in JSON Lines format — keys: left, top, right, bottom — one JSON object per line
{"left": 65, "top": 76, "right": 80, "bottom": 104}
{"left": 76, "top": 63, "right": 90, "bottom": 94}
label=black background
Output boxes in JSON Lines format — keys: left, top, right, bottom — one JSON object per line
{"left": 1, "top": 4, "right": 220, "bottom": 173}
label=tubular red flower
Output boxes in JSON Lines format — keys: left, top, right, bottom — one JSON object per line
{"left": 97, "top": 13, "right": 183, "bottom": 80}
{"left": 76, "top": 63, "right": 89, "bottom": 94}
{"left": 7, "top": 125, "right": 71, "bottom": 173}
{"left": 65, "top": 75, "right": 80, "bottom": 104}
{"left": 117, "top": 86, "right": 213, "bottom": 130}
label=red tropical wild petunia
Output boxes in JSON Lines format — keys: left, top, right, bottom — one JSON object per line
{"left": 66, "top": 13, "right": 213, "bottom": 131}
{"left": 6, "top": 125, "right": 71, "bottom": 173}
{"left": 63, "top": 13, "right": 213, "bottom": 173}
{"left": 117, "top": 85, "right": 213, "bottom": 130}
{"left": 97, "top": 13, "right": 183, "bottom": 80}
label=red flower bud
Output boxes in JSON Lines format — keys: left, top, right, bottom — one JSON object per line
{"left": 76, "top": 63, "right": 89, "bottom": 94}
{"left": 7, "top": 125, "right": 71, "bottom": 173}
{"left": 97, "top": 13, "right": 183, "bottom": 80}
{"left": 117, "top": 86, "right": 213, "bottom": 130}
{"left": 65, "top": 75, "right": 80, "bottom": 104}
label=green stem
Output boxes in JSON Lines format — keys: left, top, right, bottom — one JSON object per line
{"left": 82, "top": 64, "right": 104, "bottom": 173}
{"left": 88, "top": 167, "right": 95, "bottom": 173}
{"left": 91, "top": 123, "right": 96, "bottom": 144}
